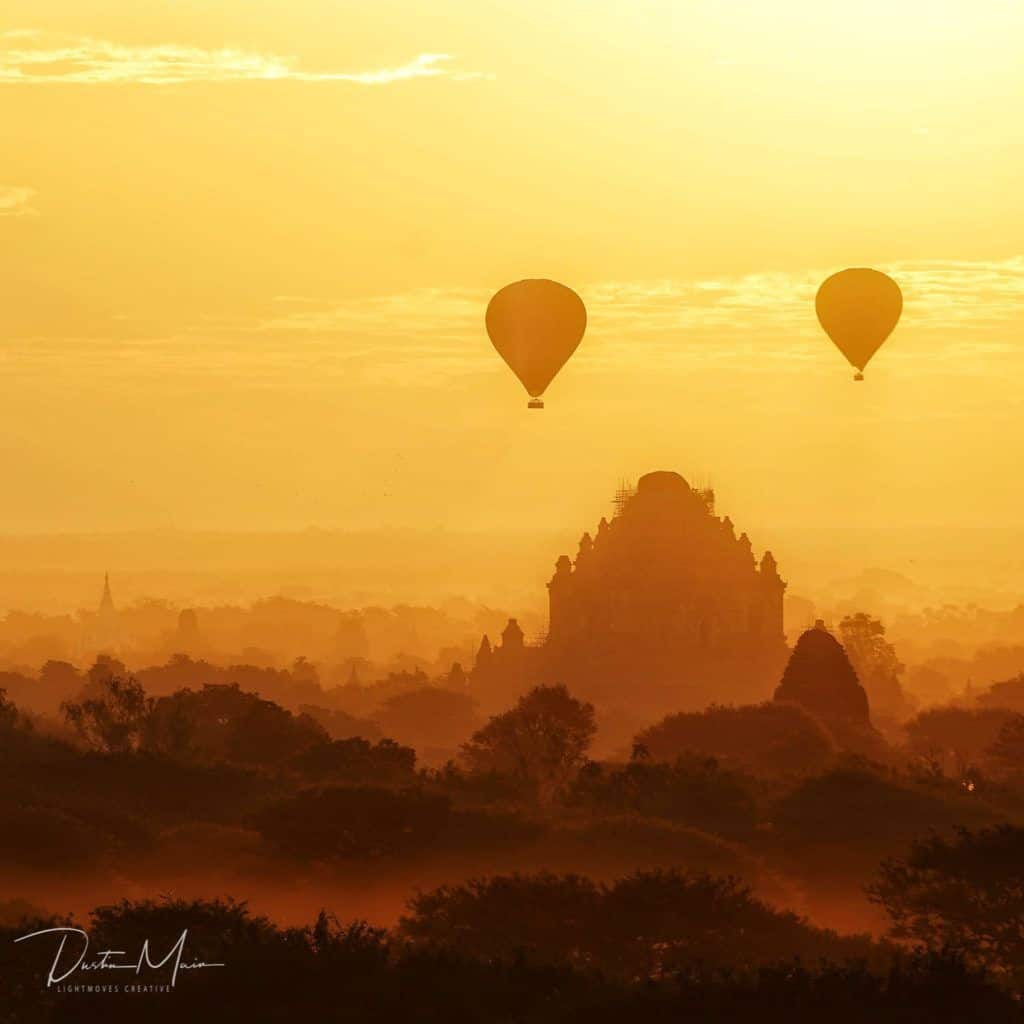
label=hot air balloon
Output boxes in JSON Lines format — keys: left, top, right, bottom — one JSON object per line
{"left": 485, "top": 279, "right": 587, "bottom": 408}
{"left": 815, "top": 268, "right": 902, "bottom": 380}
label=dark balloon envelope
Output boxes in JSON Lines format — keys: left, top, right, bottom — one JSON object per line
{"left": 486, "top": 279, "right": 587, "bottom": 408}
{"left": 815, "top": 268, "right": 902, "bottom": 380}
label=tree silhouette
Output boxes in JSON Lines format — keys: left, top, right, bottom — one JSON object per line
{"left": 254, "top": 785, "right": 450, "bottom": 860}
{"left": 635, "top": 701, "right": 835, "bottom": 776}
{"left": 984, "top": 714, "right": 1024, "bottom": 778}
{"left": 289, "top": 735, "right": 416, "bottom": 783}
{"left": 0, "top": 688, "right": 19, "bottom": 732}
{"left": 2, "top": 893, "right": 1021, "bottom": 1020}
{"left": 401, "top": 868, "right": 877, "bottom": 978}
{"left": 142, "top": 683, "right": 326, "bottom": 766}
{"left": 461, "top": 684, "right": 596, "bottom": 803}
{"left": 839, "top": 613, "right": 910, "bottom": 720}
{"left": 377, "top": 686, "right": 479, "bottom": 752}
{"left": 62, "top": 673, "right": 150, "bottom": 753}
{"left": 568, "top": 754, "right": 756, "bottom": 837}
{"left": 905, "top": 706, "right": 1016, "bottom": 779}
{"left": 869, "top": 825, "right": 1024, "bottom": 985}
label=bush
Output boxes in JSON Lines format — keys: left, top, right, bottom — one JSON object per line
{"left": 253, "top": 785, "right": 450, "bottom": 860}
{"left": 0, "top": 804, "right": 108, "bottom": 870}
{"left": 869, "top": 825, "right": 1024, "bottom": 985}
{"left": 288, "top": 736, "right": 416, "bottom": 783}
{"left": 400, "top": 868, "right": 877, "bottom": 978}
{"left": 635, "top": 702, "right": 836, "bottom": 777}
{"left": 377, "top": 688, "right": 479, "bottom": 752}
{"left": 528, "top": 815, "right": 756, "bottom": 880}
{"left": 1, "top": 896, "right": 1018, "bottom": 1022}
{"left": 143, "top": 684, "right": 327, "bottom": 766}
{"left": 568, "top": 755, "right": 757, "bottom": 836}
{"left": 461, "top": 685, "right": 596, "bottom": 804}
{"left": 904, "top": 706, "right": 1018, "bottom": 776}
{"left": 769, "top": 767, "right": 999, "bottom": 877}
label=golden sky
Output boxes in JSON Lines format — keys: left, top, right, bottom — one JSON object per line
{"left": 2, "top": 1, "right": 1023, "bottom": 540}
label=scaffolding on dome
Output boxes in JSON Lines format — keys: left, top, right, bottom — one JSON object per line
{"left": 612, "top": 480, "right": 636, "bottom": 517}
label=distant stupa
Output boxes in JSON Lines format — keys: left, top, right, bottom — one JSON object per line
{"left": 99, "top": 572, "right": 114, "bottom": 613}
{"left": 772, "top": 619, "right": 891, "bottom": 758}
{"left": 170, "top": 608, "right": 204, "bottom": 655}
{"left": 773, "top": 620, "right": 870, "bottom": 726}
{"left": 87, "top": 572, "right": 121, "bottom": 653}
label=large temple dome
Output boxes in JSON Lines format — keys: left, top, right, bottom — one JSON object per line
{"left": 545, "top": 472, "right": 789, "bottom": 710}
{"left": 636, "top": 470, "right": 690, "bottom": 495}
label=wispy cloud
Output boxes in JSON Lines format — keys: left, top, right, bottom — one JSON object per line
{"left": 234, "top": 257, "right": 1024, "bottom": 381}
{"left": 0, "top": 185, "right": 37, "bottom": 217}
{"left": 251, "top": 257, "right": 1024, "bottom": 343}
{"left": 893, "top": 258, "right": 1024, "bottom": 328}
{"left": 586, "top": 257, "right": 1024, "bottom": 340}
{"left": 3, "top": 258, "right": 1020, "bottom": 386}
{"left": 0, "top": 34, "right": 487, "bottom": 86}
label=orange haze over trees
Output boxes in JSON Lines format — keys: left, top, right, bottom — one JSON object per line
{"left": 3, "top": 1, "right": 1024, "bottom": 1019}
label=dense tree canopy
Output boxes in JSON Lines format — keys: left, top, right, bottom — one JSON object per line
{"left": 870, "top": 825, "right": 1024, "bottom": 986}
{"left": 253, "top": 785, "right": 451, "bottom": 860}
{"left": 62, "top": 673, "right": 150, "bottom": 753}
{"left": 401, "top": 869, "right": 877, "bottom": 977}
{"left": 838, "top": 613, "right": 911, "bottom": 721}
{"left": 635, "top": 702, "right": 836, "bottom": 776}
{"left": 461, "top": 685, "right": 596, "bottom": 803}
{"left": 567, "top": 754, "right": 757, "bottom": 837}
{"left": 6, "top": 896, "right": 1017, "bottom": 1024}
{"left": 904, "top": 706, "right": 1017, "bottom": 778}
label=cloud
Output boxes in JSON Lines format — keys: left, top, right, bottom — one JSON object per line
{"left": 892, "top": 257, "right": 1024, "bottom": 329}
{"left": 0, "top": 185, "right": 37, "bottom": 216}
{"left": 588, "top": 257, "right": 1024, "bottom": 337}
{"left": 251, "top": 256, "right": 1024, "bottom": 344}
{"left": 0, "top": 35, "right": 488, "bottom": 85}
{"left": 233, "top": 256, "right": 1024, "bottom": 382}
{"left": 3, "top": 257, "right": 1020, "bottom": 387}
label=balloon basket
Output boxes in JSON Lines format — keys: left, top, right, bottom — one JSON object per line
{"left": 853, "top": 372, "right": 864, "bottom": 382}
{"left": 528, "top": 398, "right": 544, "bottom": 409}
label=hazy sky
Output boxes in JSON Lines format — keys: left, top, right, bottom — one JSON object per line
{"left": 2, "top": 1, "right": 1023, "bottom": 538}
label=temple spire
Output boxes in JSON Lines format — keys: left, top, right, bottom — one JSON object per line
{"left": 99, "top": 572, "right": 115, "bottom": 613}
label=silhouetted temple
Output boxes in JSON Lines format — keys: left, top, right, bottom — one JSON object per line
{"left": 773, "top": 619, "right": 888, "bottom": 758}
{"left": 170, "top": 608, "right": 206, "bottom": 656}
{"left": 473, "top": 471, "right": 789, "bottom": 711}
{"left": 774, "top": 620, "right": 870, "bottom": 726}
{"left": 83, "top": 572, "right": 121, "bottom": 654}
